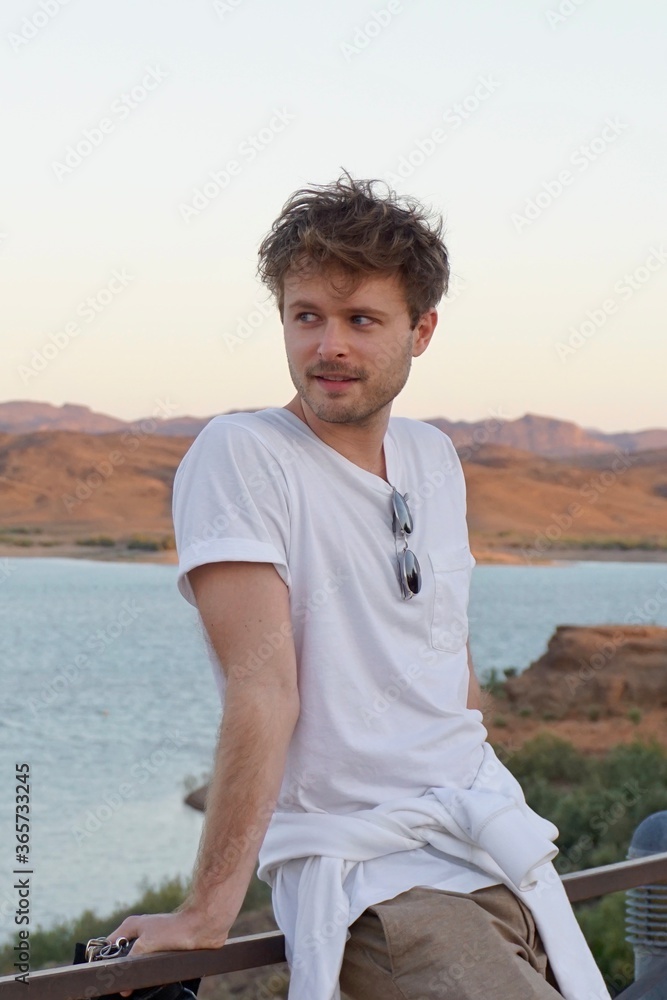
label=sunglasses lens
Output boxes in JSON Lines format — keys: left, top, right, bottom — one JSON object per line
{"left": 393, "top": 491, "right": 413, "bottom": 534}
{"left": 404, "top": 549, "right": 421, "bottom": 595}
{"left": 398, "top": 548, "right": 421, "bottom": 597}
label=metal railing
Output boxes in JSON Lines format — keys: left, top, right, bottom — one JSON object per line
{"left": 2, "top": 851, "right": 666, "bottom": 1000}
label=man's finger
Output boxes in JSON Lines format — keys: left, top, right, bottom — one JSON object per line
{"left": 106, "top": 915, "right": 141, "bottom": 944}
{"left": 125, "top": 935, "right": 147, "bottom": 956}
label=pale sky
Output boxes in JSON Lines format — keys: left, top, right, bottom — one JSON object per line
{"left": 2, "top": 0, "right": 666, "bottom": 433}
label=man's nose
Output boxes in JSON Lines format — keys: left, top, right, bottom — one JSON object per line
{"left": 317, "top": 319, "right": 349, "bottom": 358}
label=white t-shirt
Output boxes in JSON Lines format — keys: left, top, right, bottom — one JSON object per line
{"left": 172, "top": 406, "right": 500, "bottom": 905}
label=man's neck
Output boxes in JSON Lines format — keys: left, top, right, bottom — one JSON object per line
{"left": 282, "top": 397, "right": 389, "bottom": 483}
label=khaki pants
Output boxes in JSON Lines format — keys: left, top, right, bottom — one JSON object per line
{"left": 339, "top": 883, "right": 564, "bottom": 999}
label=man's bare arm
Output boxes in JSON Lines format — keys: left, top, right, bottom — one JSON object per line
{"left": 181, "top": 561, "right": 300, "bottom": 927}
{"left": 107, "top": 560, "right": 300, "bottom": 968}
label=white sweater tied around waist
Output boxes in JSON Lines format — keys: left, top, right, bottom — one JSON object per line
{"left": 257, "top": 742, "right": 610, "bottom": 1000}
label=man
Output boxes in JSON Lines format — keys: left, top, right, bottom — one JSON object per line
{"left": 108, "top": 172, "right": 609, "bottom": 999}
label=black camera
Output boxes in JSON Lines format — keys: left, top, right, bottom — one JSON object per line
{"left": 72, "top": 936, "right": 200, "bottom": 1000}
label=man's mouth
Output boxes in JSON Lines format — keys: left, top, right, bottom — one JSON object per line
{"left": 314, "top": 375, "right": 359, "bottom": 390}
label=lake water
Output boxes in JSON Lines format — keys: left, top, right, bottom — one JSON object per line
{"left": 2, "top": 556, "right": 667, "bottom": 943}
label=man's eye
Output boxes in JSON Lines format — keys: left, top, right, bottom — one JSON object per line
{"left": 294, "top": 313, "right": 373, "bottom": 325}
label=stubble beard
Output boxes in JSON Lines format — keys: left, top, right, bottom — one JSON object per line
{"left": 286, "top": 339, "right": 413, "bottom": 426}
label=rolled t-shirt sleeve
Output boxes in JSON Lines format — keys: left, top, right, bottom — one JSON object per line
{"left": 172, "top": 417, "right": 291, "bottom": 607}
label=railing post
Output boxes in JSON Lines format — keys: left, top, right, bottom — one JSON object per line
{"left": 626, "top": 811, "right": 667, "bottom": 997}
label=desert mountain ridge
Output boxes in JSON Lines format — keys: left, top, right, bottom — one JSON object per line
{"left": 1, "top": 426, "right": 666, "bottom": 557}
{"left": 1, "top": 399, "right": 666, "bottom": 458}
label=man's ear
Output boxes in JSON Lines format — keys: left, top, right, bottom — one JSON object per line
{"left": 412, "top": 309, "right": 438, "bottom": 357}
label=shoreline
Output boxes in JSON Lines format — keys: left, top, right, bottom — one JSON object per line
{"left": 472, "top": 546, "right": 667, "bottom": 565}
{"left": 0, "top": 543, "right": 179, "bottom": 565}
{"left": 1, "top": 544, "right": 666, "bottom": 566}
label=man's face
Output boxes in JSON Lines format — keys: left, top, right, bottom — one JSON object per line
{"left": 282, "top": 268, "right": 436, "bottom": 425}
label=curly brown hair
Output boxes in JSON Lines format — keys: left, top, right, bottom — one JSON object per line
{"left": 256, "top": 169, "right": 450, "bottom": 329}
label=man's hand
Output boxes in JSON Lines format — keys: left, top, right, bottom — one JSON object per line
{"left": 104, "top": 902, "right": 237, "bottom": 997}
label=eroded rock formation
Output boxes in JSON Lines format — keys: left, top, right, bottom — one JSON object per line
{"left": 503, "top": 624, "right": 667, "bottom": 719}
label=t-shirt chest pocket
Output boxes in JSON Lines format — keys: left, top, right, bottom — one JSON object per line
{"left": 427, "top": 546, "right": 472, "bottom": 652}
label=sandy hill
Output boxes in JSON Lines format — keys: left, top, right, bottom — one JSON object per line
{"left": 0, "top": 431, "right": 666, "bottom": 556}
{"left": 0, "top": 430, "right": 191, "bottom": 538}
{"left": 463, "top": 442, "right": 667, "bottom": 554}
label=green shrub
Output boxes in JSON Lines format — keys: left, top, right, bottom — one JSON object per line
{"left": 506, "top": 732, "right": 588, "bottom": 787}
{"left": 496, "top": 734, "right": 667, "bottom": 991}
{"left": 126, "top": 534, "right": 175, "bottom": 551}
{"left": 626, "top": 707, "right": 642, "bottom": 726}
{"left": 127, "top": 534, "right": 160, "bottom": 551}
{"left": 481, "top": 668, "right": 506, "bottom": 698}
{"left": 0, "top": 868, "right": 271, "bottom": 975}
{"left": 76, "top": 535, "right": 116, "bottom": 547}
{"left": 574, "top": 893, "right": 634, "bottom": 996}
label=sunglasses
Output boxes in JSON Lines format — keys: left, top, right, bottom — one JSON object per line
{"left": 391, "top": 487, "right": 422, "bottom": 600}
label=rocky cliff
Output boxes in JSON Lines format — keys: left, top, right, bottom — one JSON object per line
{"left": 503, "top": 624, "right": 667, "bottom": 719}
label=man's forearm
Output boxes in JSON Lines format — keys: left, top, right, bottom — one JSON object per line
{"left": 182, "top": 685, "right": 300, "bottom": 918}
